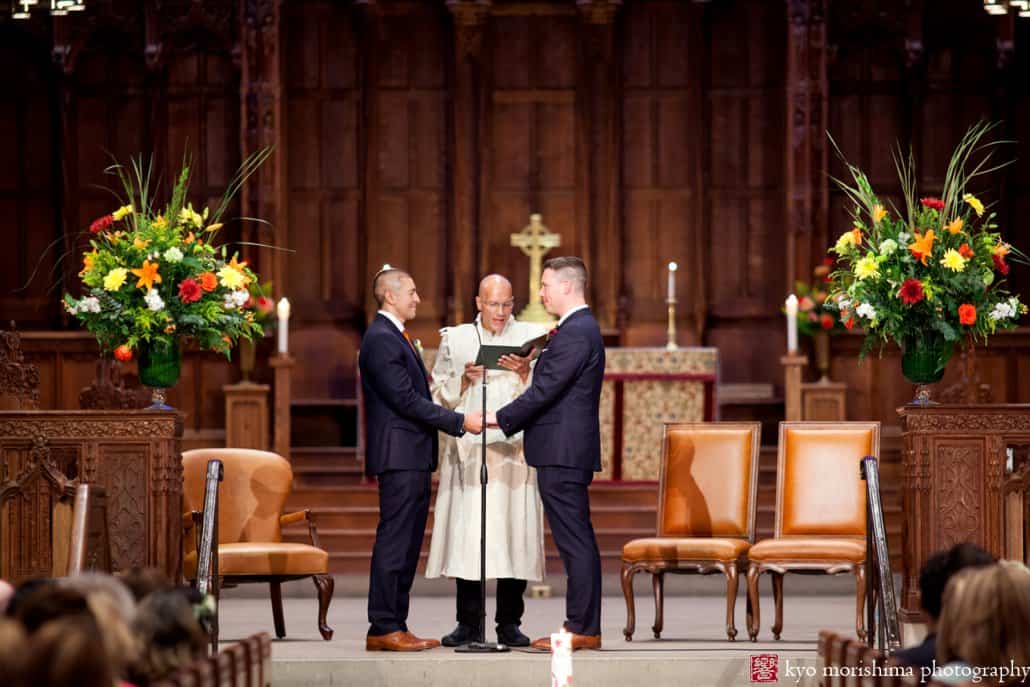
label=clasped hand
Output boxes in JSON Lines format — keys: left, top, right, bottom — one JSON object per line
{"left": 462, "top": 411, "right": 500, "bottom": 434}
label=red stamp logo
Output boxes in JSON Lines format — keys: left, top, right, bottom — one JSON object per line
{"left": 749, "top": 654, "right": 779, "bottom": 683}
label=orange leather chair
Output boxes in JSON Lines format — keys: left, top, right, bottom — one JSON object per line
{"left": 182, "top": 448, "right": 334, "bottom": 641}
{"left": 745, "top": 421, "right": 879, "bottom": 642}
{"left": 620, "top": 422, "right": 761, "bottom": 640}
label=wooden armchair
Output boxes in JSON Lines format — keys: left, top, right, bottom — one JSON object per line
{"left": 746, "top": 421, "right": 879, "bottom": 642}
{"left": 181, "top": 448, "right": 334, "bottom": 641}
{"left": 620, "top": 422, "right": 761, "bottom": 640}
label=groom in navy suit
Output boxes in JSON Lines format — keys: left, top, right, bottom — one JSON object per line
{"left": 489, "top": 256, "right": 605, "bottom": 651}
{"left": 360, "top": 266, "right": 484, "bottom": 651}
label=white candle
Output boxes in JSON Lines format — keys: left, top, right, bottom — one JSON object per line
{"left": 277, "top": 297, "right": 291, "bottom": 354}
{"left": 667, "top": 262, "right": 678, "bottom": 302}
{"left": 550, "top": 627, "right": 573, "bottom": 686}
{"left": 785, "top": 294, "right": 798, "bottom": 353}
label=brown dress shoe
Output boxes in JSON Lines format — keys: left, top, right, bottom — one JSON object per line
{"left": 405, "top": 632, "right": 441, "bottom": 649}
{"left": 366, "top": 631, "right": 432, "bottom": 651}
{"left": 530, "top": 632, "right": 602, "bottom": 652}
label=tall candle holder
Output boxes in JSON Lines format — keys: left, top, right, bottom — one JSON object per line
{"left": 666, "top": 298, "right": 678, "bottom": 351}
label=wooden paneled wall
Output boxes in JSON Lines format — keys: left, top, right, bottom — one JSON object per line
{"left": 4, "top": 1, "right": 1030, "bottom": 429}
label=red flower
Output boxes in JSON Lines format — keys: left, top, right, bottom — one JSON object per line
{"left": 958, "top": 243, "right": 975, "bottom": 259}
{"left": 256, "top": 296, "right": 274, "bottom": 314}
{"left": 820, "top": 313, "right": 835, "bottom": 330}
{"left": 898, "top": 279, "right": 925, "bottom": 305}
{"left": 920, "top": 197, "right": 945, "bottom": 210}
{"left": 89, "top": 215, "right": 114, "bottom": 234}
{"left": 178, "top": 278, "right": 202, "bottom": 304}
{"left": 822, "top": 257, "right": 835, "bottom": 266}
{"left": 844, "top": 317, "right": 856, "bottom": 330}
{"left": 993, "top": 253, "right": 1010, "bottom": 275}
{"left": 113, "top": 345, "right": 133, "bottom": 362}
{"left": 958, "top": 303, "right": 977, "bottom": 326}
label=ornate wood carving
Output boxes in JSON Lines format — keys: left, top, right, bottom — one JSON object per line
{"left": 78, "top": 358, "right": 151, "bottom": 410}
{"left": 0, "top": 411, "right": 183, "bottom": 583}
{"left": 898, "top": 405, "right": 1030, "bottom": 621}
{"left": 0, "top": 323, "right": 40, "bottom": 410}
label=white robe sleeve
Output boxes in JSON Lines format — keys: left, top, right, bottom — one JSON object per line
{"left": 431, "top": 327, "right": 464, "bottom": 410}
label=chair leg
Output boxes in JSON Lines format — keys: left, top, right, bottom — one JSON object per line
{"left": 313, "top": 574, "right": 335, "bottom": 641}
{"left": 620, "top": 563, "right": 637, "bottom": 641}
{"left": 651, "top": 571, "right": 665, "bottom": 639}
{"left": 270, "top": 581, "right": 286, "bottom": 639}
{"left": 855, "top": 565, "right": 867, "bottom": 643}
{"left": 746, "top": 563, "right": 760, "bottom": 642}
{"left": 771, "top": 572, "right": 784, "bottom": 640}
{"left": 724, "top": 562, "right": 739, "bottom": 641}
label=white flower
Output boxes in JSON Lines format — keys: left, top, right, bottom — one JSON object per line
{"left": 897, "top": 232, "right": 911, "bottom": 243}
{"left": 145, "top": 289, "right": 165, "bottom": 311}
{"left": 1009, "top": 297, "right": 1021, "bottom": 311}
{"left": 232, "top": 289, "right": 249, "bottom": 307}
{"left": 65, "top": 301, "right": 79, "bottom": 315}
{"left": 837, "top": 298, "right": 852, "bottom": 311}
{"left": 163, "top": 247, "right": 184, "bottom": 263}
{"left": 80, "top": 296, "right": 101, "bottom": 313}
{"left": 990, "top": 302, "right": 1016, "bottom": 321}
{"left": 878, "top": 239, "right": 898, "bottom": 255}
{"left": 856, "top": 303, "right": 877, "bottom": 320}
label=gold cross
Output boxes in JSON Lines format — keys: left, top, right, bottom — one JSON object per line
{"left": 510, "top": 214, "right": 561, "bottom": 323}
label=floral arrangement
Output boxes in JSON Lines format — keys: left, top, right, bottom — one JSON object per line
{"left": 63, "top": 151, "right": 271, "bottom": 362}
{"left": 793, "top": 258, "right": 846, "bottom": 336}
{"left": 245, "top": 281, "right": 277, "bottom": 327}
{"left": 826, "top": 123, "right": 1025, "bottom": 363}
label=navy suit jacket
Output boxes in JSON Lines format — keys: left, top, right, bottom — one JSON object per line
{"left": 360, "top": 314, "right": 465, "bottom": 476}
{"left": 496, "top": 308, "right": 605, "bottom": 472}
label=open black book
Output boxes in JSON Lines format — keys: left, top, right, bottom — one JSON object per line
{"left": 473, "top": 332, "right": 549, "bottom": 370}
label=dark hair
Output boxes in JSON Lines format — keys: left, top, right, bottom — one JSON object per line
{"left": 22, "top": 616, "right": 113, "bottom": 687}
{"left": 4, "top": 577, "right": 55, "bottom": 619}
{"left": 919, "top": 542, "right": 994, "bottom": 619}
{"left": 542, "top": 256, "right": 587, "bottom": 292}
{"left": 12, "top": 586, "right": 94, "bottom": 634}
{"left": 129, "top": 588, "right": 207, "bottom": 685}
{"left": 118, "top": 567, "right": 172, "bottom": 602}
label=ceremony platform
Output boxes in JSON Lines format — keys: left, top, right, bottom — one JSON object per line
{"left": 218, "top": 581, "right": 861, "bottom": 687}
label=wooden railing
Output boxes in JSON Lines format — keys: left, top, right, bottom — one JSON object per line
{"left": 151, "top": 632, "right": 271, "bottom": 687}
{"left": 861, "top": 456, "right": 901, "bottom": 652}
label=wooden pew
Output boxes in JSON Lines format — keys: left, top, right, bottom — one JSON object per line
{"left": 151, "top": 632, "right": 271, "bottom": 687}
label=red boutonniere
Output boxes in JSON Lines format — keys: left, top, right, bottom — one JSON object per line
{"left": 548, "top": 327, "right": 558, "bottom": 340}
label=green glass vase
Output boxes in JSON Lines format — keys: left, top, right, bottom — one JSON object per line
{"left": 901, "top": 334, "right": 953, "bottom": 405}
{"left": 138, "top": 339, "right": 182, "bottom": 410}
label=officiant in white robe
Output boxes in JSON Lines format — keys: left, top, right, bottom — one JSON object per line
{"left": 426, "top": 274, "right": 548, "bottom": 648}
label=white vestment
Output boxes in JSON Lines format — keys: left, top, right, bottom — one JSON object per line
{"left": 425, "top": 315, "right": 549, "bottom": 581}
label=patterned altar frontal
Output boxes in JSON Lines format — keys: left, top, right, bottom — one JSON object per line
{"left": 600, "top": 348, "right": 718, "bottom": 481}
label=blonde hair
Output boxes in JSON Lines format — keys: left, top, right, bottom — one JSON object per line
{"left": 937, "top": 560, "right": 1030, "bottom": 668}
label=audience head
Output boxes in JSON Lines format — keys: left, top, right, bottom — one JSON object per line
{"left": 372, "top": 266, "right": 419, "bottom": 322}
{"left": 12, "top": 585, "right": 93, "bottom": 633}
{"left": 61, "top": 573, "right": 138, "bottom": 679}
{"left": 130, "top": 588, "right": 207, "bottom": 685}
{"left": 0, "top": 618, "right": 27, "bottom": 687}
{"left": 919, "top": 543, "right": 994, "bottom": 623}
{"left": 476, "top": 274, "right": 515, "bottom": 334}
{"left": 937, "top": 560, "right": 1030, "bottom": 670}
{"left": 0, "top": 579, "right": 13, "bottom": 615}
{"left": 119, "top": 567, "right": 173, "bottom": 603}
{"left": 22, "top": 616, "right": 113, "bottom": 687}
{"left": 4, "top": 577, "right": 55, "bottom": 619}
{"left": 540, "top": 256, "right": 587, "bottom": 317}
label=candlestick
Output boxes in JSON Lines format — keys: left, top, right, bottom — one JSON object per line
{"left": 785, "top": 294, "right": 798, "bottom": 353}
{"left": 550, "top": 627, "right": 573, "bottom": 687}
{"left": 667, "top": 261, "right": 678, "bottom": 302}
{"left": 277, "top": 297, "right": 291, "bottom": 354}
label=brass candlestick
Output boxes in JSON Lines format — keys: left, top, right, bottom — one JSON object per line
{"left": 666, "top": 298, "right": 678, "bottom": 351}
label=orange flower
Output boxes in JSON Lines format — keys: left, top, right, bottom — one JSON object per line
{"left": 958, "top": 303, "right": 977, "bottom": 326}
{"left": 958, "top": 243, "right": 975, "bottom": 259}
{"left": 199, "top": 271, "right": 218, "bottom": 292}
{"left": 79, "top": 251, "right": 96, "bottom": 277}
{"left": 113, "top": 345, "right": 133, "bottom": 362}
{"left": 184, "top": 231, "right": 196, "bottom": 244}
{"left": 994, "top": 242, "right": 1011, "bottom": 258}
{"left": 944, "top": 218, "right": 964, "bottom": 235}
{"left": 130, "top": 260, "right": 162, "bottom": 291}
{"left": 133, "top": 236, "right": 150, "bottom": 249}
{"left": 851, "top": 227, "right": 863, "bottom": 246}
{"left": 908, "top": 229, "right": 935, "bottom": 265}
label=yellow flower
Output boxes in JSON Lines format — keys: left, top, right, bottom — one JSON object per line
{"left": 872, "top": 204, "right": 887, "bottom": 224}
{"left": 940, "top": 249, "right": 967, "bottom": 272}
{"left": 103, "top": 268, "right": 128, "bottom": 291}
{"left": 133, "top": 236, "right": 150, "bottom": 249}
{"left": 855, "top": 255, "right": 879, "bottom": 280}
{"left": 944, "top": 218, "right": 964, "bottom": 235}
{"left": 79, "top": 251, "right": 97, "bottom": 277}
{"left": 218, "top": 264, "right": 246, "bottom": 289}
{"left": 205, "top": 222, "right": 223, "bottom": 233}
{"left": 964, "top": 193, "right": 984, "bottom": 217}
{"left": 834, "top": 230, "right": 858, "bottom": 253}
{"left": 130, "top": 260, "right": 162, "bottom": 291}
{"left": 152, "top": 214, "right": 167, "bottom": 230}
{"left": 112, "top": 204, "right": 134, "bottom": 221}
{"left": 179, "top": 204, "right": 204, "bottom": 229}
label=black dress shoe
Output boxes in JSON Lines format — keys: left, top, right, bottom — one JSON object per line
{"left": 496, "top": 623, "right": 531, "bottom": 647}
{"left": 441, "top": 623, "right": 479, "bottom": 647}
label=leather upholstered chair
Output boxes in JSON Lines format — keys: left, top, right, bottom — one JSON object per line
{"left": 620, "top": 422, "right": 761, "bottom": 641}
{"left": 182, "top": 448, "right": 334, "bottom": 641}
{"left": 745, "top": 421, "right": 879, "bottom": 642}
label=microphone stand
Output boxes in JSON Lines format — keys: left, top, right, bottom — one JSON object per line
{"left": 456, "top": 367, "right": 510, "bottom": 653}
